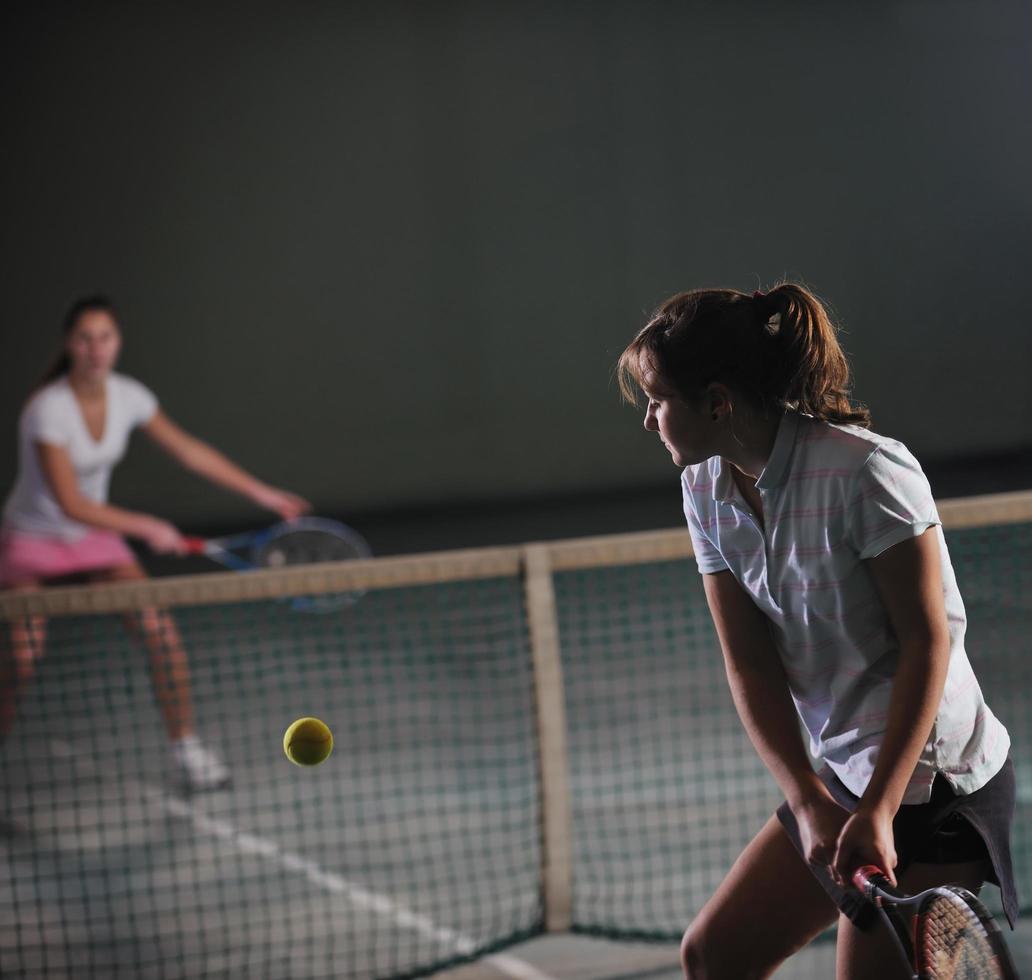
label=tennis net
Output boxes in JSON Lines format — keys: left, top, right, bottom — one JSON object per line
{"left": 1, "top": 489, "right": 1030, "bottom": 978}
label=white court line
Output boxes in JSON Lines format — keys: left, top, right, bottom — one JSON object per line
{"left": 49, "top": 739, "right": 558, "bottom": 980}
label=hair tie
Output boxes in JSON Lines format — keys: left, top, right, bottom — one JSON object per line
{"left": 753, "top": 290, "right": 781, "bottom": 337}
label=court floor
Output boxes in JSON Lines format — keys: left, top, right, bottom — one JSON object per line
{"left": 435, "top": 923, "right": 1032, "bottom": 979}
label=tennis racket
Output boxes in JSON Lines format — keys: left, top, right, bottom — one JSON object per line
{"left": 852, "top": 865, "right": 1019, "bottom": 979}
{"left": 183, "top": 516, "right": 372, "bottom": 611}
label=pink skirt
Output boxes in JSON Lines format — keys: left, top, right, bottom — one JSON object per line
{"left": 0, "top": 526, "right": 136, "bottom": 587}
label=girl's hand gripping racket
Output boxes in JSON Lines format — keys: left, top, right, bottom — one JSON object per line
{"left": 852, "top": 865, "right": 1018, "bottom": 979}
{"left": 183, "top": 516, "right": 372, "bottom": 611}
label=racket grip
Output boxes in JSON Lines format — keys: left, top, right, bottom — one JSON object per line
{"left": 852, "top": 865, "right": 890, "bottom": 895}
{"left": 181, "top": 536, "right": 208, "bottom": 556}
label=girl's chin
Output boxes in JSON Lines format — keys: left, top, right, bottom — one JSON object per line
{"left": 670, "top": 447, "right": 708, "bottom": 468}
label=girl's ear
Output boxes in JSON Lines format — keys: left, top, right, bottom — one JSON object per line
{"left": 706, "top": 383, "right": 732, "bottom": 420}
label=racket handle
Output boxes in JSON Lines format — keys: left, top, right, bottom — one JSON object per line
{"left": 182, "top": 536, "right": 208, "bottom": 556}
{"left": 852, "top": 865, "right": 891, "bottom": 896}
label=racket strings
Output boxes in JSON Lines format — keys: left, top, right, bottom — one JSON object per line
{"left": 257, "top": 529, "right": 361, "bottom": 566}
{"left": 252, "top": 524, "right": 372, "bottom": 611}
{"left": 918, "top": 893, "right": 1001, "bottom": 979}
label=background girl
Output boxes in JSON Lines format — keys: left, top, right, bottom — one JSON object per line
{"left": 0, "top": 295, "right": 310, "bottom": 791}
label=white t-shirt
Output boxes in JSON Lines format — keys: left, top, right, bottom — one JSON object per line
{"left": 682, "top": 409, "right": 1010, "bottom": 804}
{"left": 2, "top": 373, "right": 159, "bottom": 541}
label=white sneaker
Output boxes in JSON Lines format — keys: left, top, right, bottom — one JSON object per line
{"left": 171, "top": 735, "right": 231, "bottom": 791}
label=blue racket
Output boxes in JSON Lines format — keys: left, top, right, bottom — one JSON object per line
{"left": 184, "top": 516, "right": 372, "bottom": 611}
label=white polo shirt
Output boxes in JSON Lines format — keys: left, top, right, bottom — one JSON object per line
{"left": 3, "top": 373, "right": 158, "bottom": 541}
{"left": 682, "top": 409, "right": 1009, "bottom": 804}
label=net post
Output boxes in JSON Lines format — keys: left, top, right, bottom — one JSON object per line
{"left": 522, "top": 543, "right": 573, "bottom": 933}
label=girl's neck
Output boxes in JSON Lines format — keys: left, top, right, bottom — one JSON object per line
{"left": 722, "top": 412, "right": 781, "bottom": 483}
{"left": 66, "top": 371, "right": 107, "bottom": 399}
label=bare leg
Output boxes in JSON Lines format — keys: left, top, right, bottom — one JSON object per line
{"left": 92, "top": 563, "right": 228, "bottom": 790}
{"left": 680, "top": 814, "right": 839, "bottom": 979}
{"left": 0, "top": 582, "right": 46, "bottom": 740}
{"left": 90, "top": 564, "right": 194, "bottom": 740}
{"left": 836, "top": 859, "right": 992, "bottom": 979}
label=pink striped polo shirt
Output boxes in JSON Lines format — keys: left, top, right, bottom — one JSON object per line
{"left": 682, "top": 409, "right": 1010, "bottom": 804}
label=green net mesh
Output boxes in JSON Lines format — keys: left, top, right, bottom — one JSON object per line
{"left": 1, "top": 576, "right": 542, "bottom": 978}
{"left": 1, "top": 497, "right": 1029, "bottom": 978}
{"left": 557, "top": 518, "right": 1032, "bottom": 946}
{"left": 557, "top": 555, "right": 782, "bottom": 939}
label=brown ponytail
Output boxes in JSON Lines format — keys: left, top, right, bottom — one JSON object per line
{"left": 37, "top": 352, "right": 72, "bottom": 388}
{"left": 617, "top": 281, "right": 870, "bottom": 428}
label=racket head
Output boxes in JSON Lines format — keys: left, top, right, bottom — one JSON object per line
{"left": 916, "top": 886, "right": 1019, "bottom": 979}
{"left": 250, "top": 517, "right": 372, "bottom": 612}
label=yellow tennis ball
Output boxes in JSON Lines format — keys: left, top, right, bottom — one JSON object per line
{"left": 283, "top": 717, "right": 333, "bottom": 767}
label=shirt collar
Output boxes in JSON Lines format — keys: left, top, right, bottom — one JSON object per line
{"left": 755, "top": 409, "right": 801, "bottom": 491}
{"left": 710, "top": 409, "right": 801, "bottom": 501}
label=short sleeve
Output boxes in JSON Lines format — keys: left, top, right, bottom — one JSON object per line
{"left": 119, "top": 376, "right": 159, "bottom": 427}
{"left": 682, "top": 476, "right": 729, "bottom": 574}
{"left": 847, "top": 444, "right": 940, "bottom": 560}
{"left": 21, "top": 390, "right": 71, "bottom": 447}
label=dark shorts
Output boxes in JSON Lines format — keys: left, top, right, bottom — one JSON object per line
{"left": 776, "top": 758, "right": 1018, "bottom": 929}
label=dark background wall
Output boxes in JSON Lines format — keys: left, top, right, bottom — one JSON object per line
{"left": 2, "top": 1, "right": 1030, "bottom": 548}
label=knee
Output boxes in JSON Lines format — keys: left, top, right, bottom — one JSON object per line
{"left": 134, "top": 607, "right": 178, "bottom": 644}
{"left": 680, "top": 925, "right": 716, "bottom": 979}
{"left": 5, "top": 619, "right": 45, "bottom": 674}
{"left": 137, "top": 608, "right": 164, "bottom": 636}
{"left": 14, "top": 650, "right": 37, "bottom": 681}
{"left": 680, "top": 923, "right": 768, "bottom": 980}
{"left": 680, "top": 926, "right": 699, "bottom": 978}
